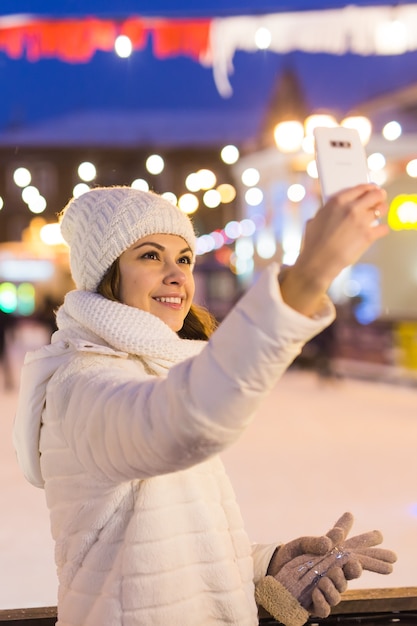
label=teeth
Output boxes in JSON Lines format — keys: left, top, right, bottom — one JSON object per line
{"left": 155, "top": 297, "right": 182, "bottom": 304}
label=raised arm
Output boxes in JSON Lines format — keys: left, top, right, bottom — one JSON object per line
{"left": 280, "top": 184, "right": 389, "bottom": 318}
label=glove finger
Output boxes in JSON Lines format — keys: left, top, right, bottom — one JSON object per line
{"left": 326, "top": 512, "right": 354, "bottom": 545}
{"left": 355, "top": 554, "right": 395, "bottom": 574}
{"left": 326, "top": 566, "right": 348, "bottom": 594}
{"left": 278, "top": 536, "right": 332, "bottom": 565}
{"left": 311, "top": 587, "right": 332, "bottom": 618}
{"left": 350, "top": 547, "right": 397, "bottom": 563}
{"left": 342, "top": 558, "right": 363, "bottom": 580}
{"left": 343, "top": 530, "right": 383, "bottom": 549}
{"left": 316, "top": 576, "right": 342, "bottom": 607}
{"left": 299, "top": 535, "right": 333, "bottom": 555}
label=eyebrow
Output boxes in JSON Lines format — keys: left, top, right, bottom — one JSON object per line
{"left": 132, "top": 241, "right": 192, "bottom": 255}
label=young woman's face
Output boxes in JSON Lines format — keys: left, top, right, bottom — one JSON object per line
{"left": 118, "top": 233, "right": 195, "bottom": 332}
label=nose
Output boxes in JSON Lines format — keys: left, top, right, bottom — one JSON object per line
{"left": 163, "top": 262, "right": 186, "bottom": 286}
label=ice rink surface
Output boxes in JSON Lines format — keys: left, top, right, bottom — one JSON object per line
{"left": 1, "top": 323, "right": 416, "bottom": 609}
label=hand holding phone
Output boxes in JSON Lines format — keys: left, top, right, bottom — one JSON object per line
{"left": 313, "top": 126, "right": 370, "bottom": 203}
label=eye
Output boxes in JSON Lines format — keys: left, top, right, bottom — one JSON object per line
{"left": 141, "top": 251, "right": 159, "bottom": 260}
{"left": 178, "top": 255, "right": 193, "bottom": 265}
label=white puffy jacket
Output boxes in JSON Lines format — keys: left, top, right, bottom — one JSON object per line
{"left": 13, "top": 263, "right": 334, "bottom": 625}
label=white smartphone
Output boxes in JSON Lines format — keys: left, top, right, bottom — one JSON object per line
{"left": 313, "top": 126, "right": 370, "bottom": 203}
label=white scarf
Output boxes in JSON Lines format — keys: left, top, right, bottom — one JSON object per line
{"left": 54, "top": 290, "right": 205, "bottom": 376}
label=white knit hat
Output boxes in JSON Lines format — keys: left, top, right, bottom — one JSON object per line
{"left": 59, "top": 186, "right": 197, "bottom": 291}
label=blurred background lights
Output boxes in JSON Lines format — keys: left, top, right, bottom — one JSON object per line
{"left": 254, "top": 26, "right": 272, "bottom": 49}
{"left": 287, "top": 183, "right": 306, "bottom": 202}
{"left": 382, "top": 120, "right": 402, "bottom": 141}
{"left": 224, "top": 220, "right": 242, "bottom": 239}
{"left": 203, "top": 189, "right": 221, "bottom": 208}
{"left": 196, "top": 234, "right": 216, "bottom": 255}
{"left": 73, "top": 183, "right": 90, "bottom": 198}
{"left": 301, "top": 135, "right": 315, "bottom": 154}
{"left": 13, "top": 167, "right": 32, "bottom": 188}
{"left": 282, "top": 227, "right": 302, "bottom": 264}
{"left": 343, "top": 279, "right": 361, "bottom": 298}
{"left": 369, "top": 170, "right": 387, "bottom": 186}
{"left": 406, "top": 159, "right": 417, "bottom": 177}
{"left": 210, "top": 230, "right": 225, "bottom": 249}
{"left": 367, "top": 152, "right": 386, "bottom": 171}
{"left": 305, "top": 114, "right": 338, "bottom": 136}
{"left": 341, "top": 115, "right": 372, "bottom": 145}
{"left": 131, "top": 178, "right": 149, "bottom": 191}
{"left": 274, "top": 120, "right": 304, "bottom": 153}
{"left": 388, "top": 194, "right": 417, "bottom": 230}
{"left": 241, "top": 167, "right": 260, "bottom": 187}
{"left": 240, "top": 218, "right": 256, "bottom": 237}
{"left": 146, "top": 154, "right": 164, "bottom": 175}
{"left": 16, "top": 283, "right": 35, "bottom": 315}
{"left": 398, "top": 201, "right": 417, "bottom": 224}
{"left": 375, "top": 19, "right": 407, "bottom": 54}
{"left": 185, "top": 172, "right": 201, "bottom": 192}
{"left": 235, "top": 237, "right": 254, "bottom": 260}
{"left": 178, "top": 193, "right": 198, "bottom": 214}
{"left": 28, "top": 195, "right": 47, "bottom": 214}
{"left": 78, "top": 161, "right": 96, "bottom": 182}
{"left": 197, "top": 168, "right": 216, "bottom": 190}
{"left": 307, "top": 160, "right": 319, "bottom": 178}
{"left": 217, "top": 183, "right": 236, "bottom": 203}
{"left": 40, "top": 223, "right": 65, "bottom": 246}
{"left": 245, "top": 187, "right": 263, "bottom": 206}
{"left": 21, "top": 185, "right": 40, "bottom": 204}
{"left": 256, "top": 229, "right": 276, "bottom": 259}
{"left": 0, "top": 196, "right": 3, "bottom": 210}
{"left": 0, "top": 281, "right": 36, "bottom": 315}
{"left": 161, "top": 191, "right": 177, "bottom": 205}
{"left": 0, "top": 282, "right": 17, "bottom": 313}
{"left": 115, "top": 34, "right": 133, "bottom": 58}
{"left": 230, "top": 254, "right": 254, "bottom": 276}
{"left": 220, "top": 144, "right": 239, "bottom": 164}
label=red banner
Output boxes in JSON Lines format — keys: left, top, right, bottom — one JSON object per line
{"left": 0, "top": 17, "right": 211, "bottom": 63}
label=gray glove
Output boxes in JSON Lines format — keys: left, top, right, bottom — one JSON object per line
{"left": 258, "top": 512, "right": 397, "bottom": 622}
{"left": 325, "top": 512, "right": 397, "bottom": 580}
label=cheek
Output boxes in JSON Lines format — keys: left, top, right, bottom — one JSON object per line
{"left": 119, "top": 268, "right": 142, "bottom": 303}
{"left": 188, "top": 275, "right": 196, "bottom": 301}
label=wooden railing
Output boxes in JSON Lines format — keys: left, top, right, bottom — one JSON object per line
{"left": 0, "top": 606, "right": 56, "bottom": 625}
{"left": 1, "top": 588, "right": 416, "bottom": 625}
{"left": 259, "top": 587, "right": 417, "bottom": 624}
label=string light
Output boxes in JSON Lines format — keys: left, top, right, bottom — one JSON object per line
{"left": 115, "top": 35, "right": 133, "bottom": 58}
{"left": 78, "top": 161, "right": 96, "bottom": 182}
{"left": 13, "top": 167, "right": 32, "bottom": 188}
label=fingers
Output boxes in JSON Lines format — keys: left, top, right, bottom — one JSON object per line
{"left": 326, "top": 566, "right": 348, "bottom": 594}
{"left": 344, "top": 530, "right": 383, "bottom": 549}
{"left": 300, "top": 535, "right": 333, "bottom": 556}
{"left": 277, "top": 535, "right": 333, "bottom": 567}
{"left": 353, "top": 547, "right": 397, "bottom": 563}
{"left": 324, "top": 184, "right": 389, "bottom": 240}
{"left": 326, "top": 512, "right": 354, "bottom": 544}
{"left": 317, "top": 576, "right": 342, "bottom": 606}
{"left": 332, "top": 184, "right": 387, "bottom": 213}
{"left": 343, "top": 559, "right": 363, "bottom": 580}
{"left": 354, "top": 553, "right": 396, "bottom": 575}
{"left": 310, "top": 586, "right": 332, "bottom": 618}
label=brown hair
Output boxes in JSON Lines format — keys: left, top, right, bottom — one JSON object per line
{"left": 97, "top": 259, "right": 217, "bottom": 341}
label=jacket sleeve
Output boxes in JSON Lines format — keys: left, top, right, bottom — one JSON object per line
{"left": 251, "top": 543, "right": 280, "bottom": 583}
{"left": 53, "top": 263, "right": 335, "bottom": 483}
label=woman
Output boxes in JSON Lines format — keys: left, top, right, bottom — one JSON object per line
{"left": 13, "top": 185, "right": 393, "bottom": 626}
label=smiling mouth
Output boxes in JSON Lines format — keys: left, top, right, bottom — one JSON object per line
{"left": 154, "top": 296, "right": 182, "bottom": 304}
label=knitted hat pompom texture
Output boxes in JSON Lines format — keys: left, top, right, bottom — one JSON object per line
{"left": 59, "top": 186, "right": 197, "bottom": 291}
